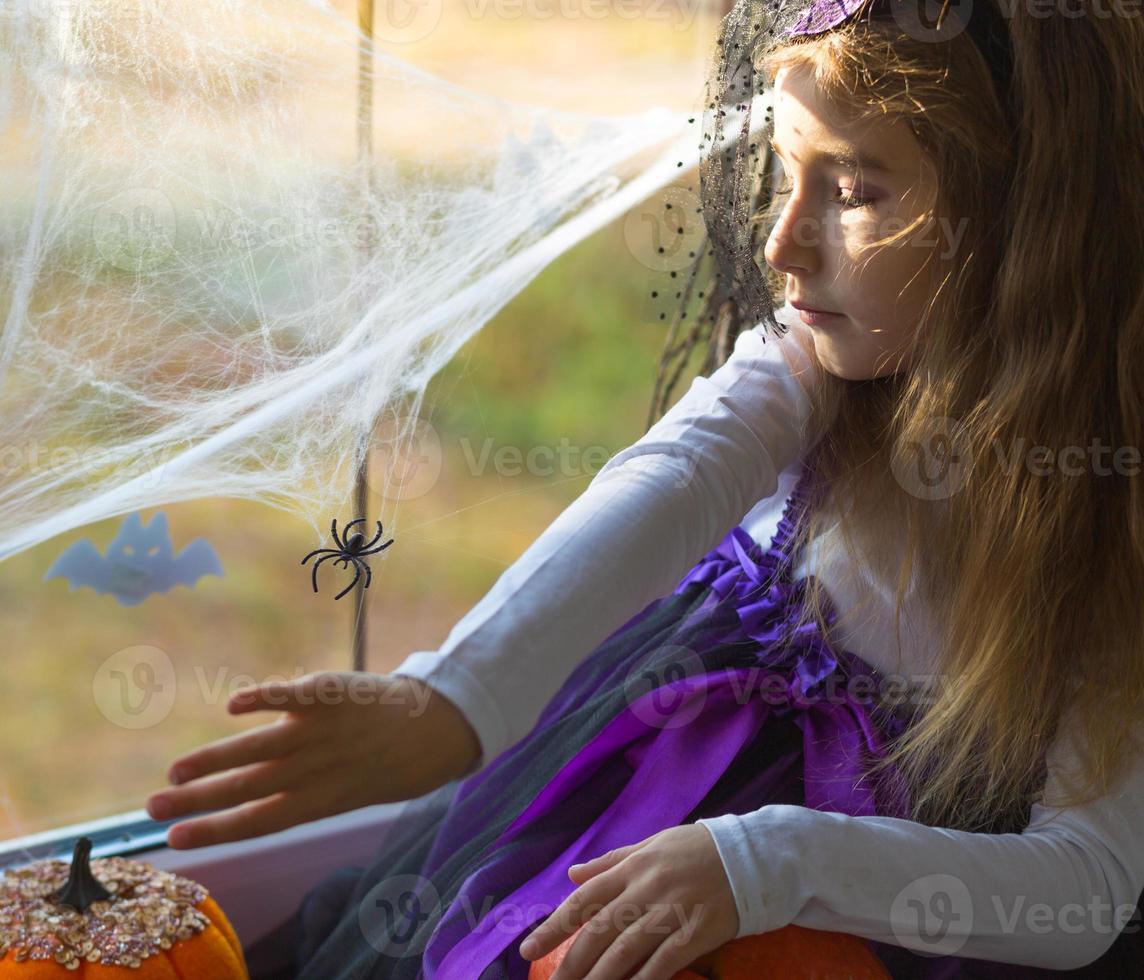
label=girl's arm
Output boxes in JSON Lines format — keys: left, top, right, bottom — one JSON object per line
{"left": 696, "top": 718, "right": 1144, "bottom": 970}
{"left": 389, "top": 309, "right": 821, "bottom": 776}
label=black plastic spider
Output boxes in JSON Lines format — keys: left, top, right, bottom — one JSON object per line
{"left": 301, "top": 517, "right": 394, "bottom": 600}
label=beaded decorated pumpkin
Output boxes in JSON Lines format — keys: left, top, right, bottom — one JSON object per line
{"left": 529, "top": 921, "right": 890, "bottom": 979}
{"left": 0, "top": 836, "right": 249, "bottom": 976}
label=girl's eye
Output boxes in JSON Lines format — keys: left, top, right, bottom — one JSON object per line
{"left": 837, "top": 187, "right": 877, "bottom": 209}
{"left": 773, "top": 178, "right": 876, "bottom": 210}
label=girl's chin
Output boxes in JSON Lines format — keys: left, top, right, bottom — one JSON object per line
{"left": 806, "top": 338, "right": 872, "bottom": 381}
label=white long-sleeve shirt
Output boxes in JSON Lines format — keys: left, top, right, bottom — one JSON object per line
{"left": 390, "top": 304, "right": 1144, "bottom": 970}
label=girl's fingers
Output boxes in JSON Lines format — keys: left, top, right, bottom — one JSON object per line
{"left": 584, "top": 906, "right": 668, "bottom": 980}
{"left": 167, "top": 717, "right": 300, "bottom": 785}
{"left": 149, "top": 758, "right": 296, "bottom": 823}
{"left": 568, "top": 842, "right": 640, "bottom": 878}
{"left": 520, "top": 872, "right": 617, "bottom": 961}
{"left": 166, "top": 791, "right": 328, "bottom": 850}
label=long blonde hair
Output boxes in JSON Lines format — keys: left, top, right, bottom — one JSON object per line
{"left": 752, "top": 4, "right": 1144, "bottom": 831}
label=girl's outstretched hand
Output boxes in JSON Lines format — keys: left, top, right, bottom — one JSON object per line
{"left": 145, "top": 671, "right": 481, "bottom": 850}
{"left": 518, "top": 825, "right": 738, "bottom": 980}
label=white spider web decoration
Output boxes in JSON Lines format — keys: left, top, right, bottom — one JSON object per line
{"left": 0, "top": 0, "right": 717, "bottom": 562}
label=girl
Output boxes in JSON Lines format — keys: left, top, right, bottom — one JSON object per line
{"left": 147, "top": 0, "right": 1144, "bottom": 976}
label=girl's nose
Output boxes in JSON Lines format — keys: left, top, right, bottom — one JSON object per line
{"left": 764, "top": 208, "right": 820, "bottom": 278}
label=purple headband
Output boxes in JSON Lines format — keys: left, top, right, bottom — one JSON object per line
{"left": 785, "top": 0, "right": 1015, "bottom": 110}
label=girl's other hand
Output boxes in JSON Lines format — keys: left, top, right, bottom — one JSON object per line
{"left": 145, "top": 671, "right": 481, "bottom": 850}
{"left": 517, "top": 824, "right": 738, "bottom": 980}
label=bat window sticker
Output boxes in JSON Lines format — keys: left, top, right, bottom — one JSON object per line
{"left": 301, "top": 517, "right": 394, "bottom": 600}
{"left": 43, "top": 512, "right": 224, "bottom": 607}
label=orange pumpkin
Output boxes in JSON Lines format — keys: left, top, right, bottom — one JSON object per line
{"left": 0, "top": 835, "right": 248, "bottom": 977}
{"left": 528, "top": 921, "right": 890, "bottom": 980}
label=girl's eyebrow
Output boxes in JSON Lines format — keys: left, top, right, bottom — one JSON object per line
{"left": 769, "top": 135, "right": 893, "bottom": 175}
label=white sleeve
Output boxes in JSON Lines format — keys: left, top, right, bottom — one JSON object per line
{"left": 695, "top": 718, "right": 1144, "bottom": 970}
{"left": 389, "top": 316, "right": 821, "bottom": 775}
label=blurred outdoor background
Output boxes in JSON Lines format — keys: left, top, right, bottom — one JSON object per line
{"left": 0, "top": 0, "right": 729, "bottom": 840}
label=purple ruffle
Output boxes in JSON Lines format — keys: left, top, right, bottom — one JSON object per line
{"left": 674, "top": 476, "right": 915, "bottom": 742}
{"left": 675, "top": 522, "right": 843, "bottom": 696}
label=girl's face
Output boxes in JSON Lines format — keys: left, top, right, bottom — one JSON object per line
{"left": 763, "top": 64, "right": 939, "bottom": 380}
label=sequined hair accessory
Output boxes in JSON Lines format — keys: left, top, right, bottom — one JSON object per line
{"left": 786, "top": 0, "right": 1015, "bottom": 109}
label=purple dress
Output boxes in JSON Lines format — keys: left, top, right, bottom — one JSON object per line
{"left": 257, "top": 462, "right": 1143, "bottom": 979}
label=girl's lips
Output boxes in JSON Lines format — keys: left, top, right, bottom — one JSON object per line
{"left": 790, "top": 299, "right": 840, "bottom": 314}
{"left": 795, "top": 307, "right": 844, "bottom": 326}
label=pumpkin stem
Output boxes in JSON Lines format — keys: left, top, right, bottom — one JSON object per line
{"left": 52, "top": 835, "right": 113, "bottom": 913}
